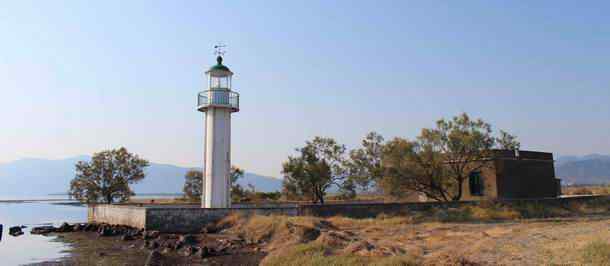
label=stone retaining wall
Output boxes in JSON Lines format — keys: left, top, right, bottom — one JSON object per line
{"left": 298, "top": 195, "right": 609, "bottom": 218}
{"left": 88, "top": 195, "right": 609, "bottom": 233}
{"left": 146, "top": 207, "right": 298, "bottom": 233}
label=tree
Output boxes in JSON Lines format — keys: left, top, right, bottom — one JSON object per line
{"left": 282, "top": 137, "right": 346, "bottom": 204}
{"left": 69, "top": 147, "right": 149, "bottom": 204}
{"left": 381, "top": 113, "right": 519, "bottom": 202}
{"left": 183, "top": 170, "right": 203, "bottom": 200}
{"left": 230, "top": 166, "right": 244, "bottom": 184}
{"left": 345, "top": 132, "right": 385, "bottom": 191}
{"left": 230, "top": 166, "right": 247, "bottom": 202}
{"left": 182, "top": 166, "right": 245, "bottom": 201}
{"left": 496, "top": 130, "right": 520, "bottom": 150}
{"left": 381, "top": 137, "right": 451, "bottom": 201}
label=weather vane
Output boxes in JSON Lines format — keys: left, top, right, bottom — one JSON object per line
{"left": 214, "top": 43, "right": 227, "bottom": 57}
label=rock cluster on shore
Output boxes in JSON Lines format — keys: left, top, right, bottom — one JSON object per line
{"left": 9, "top": 226, "right": 24, "bottom": 237}
{"left": 32, "top": 222, "right": 252, "bottom": 265}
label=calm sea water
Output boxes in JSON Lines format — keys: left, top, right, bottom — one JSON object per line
{"left": 0, "top": 201, "right": 86, "bottom": 265}
{"left": 0, "top": 194, "right": 180, "bottom": 265}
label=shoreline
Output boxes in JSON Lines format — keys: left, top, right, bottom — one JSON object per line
{"left": 0, "top": 199, "right": 76, "bottom": 203}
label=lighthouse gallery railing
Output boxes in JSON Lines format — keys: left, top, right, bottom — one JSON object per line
{"left": 198, "top": 90, "right": 239, "bottom": 111}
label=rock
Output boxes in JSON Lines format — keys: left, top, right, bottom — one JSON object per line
{"left": 128, "top": 229, "right": 142, "bottom": 238}
{"left": 196, "top": 246, "right": 210, "bottom": 258}
{"left": 97, "top": 225, "right": 113, "bottom": 237}
{"left": 218, "top": 238, "right": 243, "bottom": 253}
{"left": 216, "top": 245, "right": 229, "bottom": 255}
{"left": 83, "top": 223, "right": 92, "bottom": 231}
{"left": 161, "top": 239, "right": 182, "bottom": 250}
{"left": 145, "top": 250, "right": 163, "bottom": 266}
{"left": 73, "top": 223, "right": 84, "bottom": 232}
{"left": 84, "top": 223, "right": 98, "bottom": 232}
{"left": 9, "top": 226, "right": 24, "bottom": 237}
{"left": 180, "top": 245, "right": 196, "bottom": 257}
{"left": 178, "top": 234, "right": 197, "bottom": 245}
{"left": 161, "top": 247, "right": 173, "bottom": 254}
{"left": 58, "top": 222, "right": 73, "bottom": 233}
{"left": 31, "top": 226, "right": 56, "bottom": 235}
{"left": 143, "top": 230, "right": 160, "bottom": 240}
{"left": 202, "top": 223, "right": 219, "bottom": 234}
{"left": 145, "top": 240, "right": 161, "bottom": 250}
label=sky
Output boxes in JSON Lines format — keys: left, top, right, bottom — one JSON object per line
{"left": 1, "top": 1, "right": 609, "bottom": 177}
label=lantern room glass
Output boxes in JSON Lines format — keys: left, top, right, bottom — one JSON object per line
{"left": 209, "top": 74, "right": 231, "bottom": 90}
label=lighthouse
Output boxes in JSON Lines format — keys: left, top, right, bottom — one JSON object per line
{"left": 197, "top": 52, "right": 239, "bottom": 208}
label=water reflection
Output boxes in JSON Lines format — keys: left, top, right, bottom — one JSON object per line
{"left": 0, "top": 201, "right": 86, "bottom": 265}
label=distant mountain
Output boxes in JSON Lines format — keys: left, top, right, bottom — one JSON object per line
{"left": 0, "top": 156, "right": 282, "bottom": 198}
{"left": 555, "top": 154, "right": 610, "bottom": 185}
{"left": 555, "top": 154, "right": 610, "bottom": 166}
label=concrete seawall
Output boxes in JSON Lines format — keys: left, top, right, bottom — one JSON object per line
{"left": 88, "top": 195, "right": 610, "bottom": 233}
{"left": 88, "top": 205, "right": 299, "bottom": 233}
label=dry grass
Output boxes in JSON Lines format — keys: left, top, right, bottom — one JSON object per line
{"left": 563, "top": 185, "right": 610, "bottom": 196}
{"left": 327, "top": 214, "right": 413, "bottom": 229}
{"left": 126, "top": 197, "right": 197, "bottom": 205}
{"left": 223, "top": 213, "right": 418, "bottom": 266}
{"left": 581, "top": 240, "right": 610, "bottom": 266}
{"left": 218, "top": 199, "right": 610, "bottom": 266}
{"left": 424, "top": 198, "right": 610, "bottom": 223}
{"left": 223, "top": 213, "right": 323, "bottom": 247}
{"left": 261, "top": 242, "right": 418, "bottom": 266}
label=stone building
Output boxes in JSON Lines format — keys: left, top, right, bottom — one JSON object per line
{"left": 460, "top": 149, "right": 561, "bottom": 200}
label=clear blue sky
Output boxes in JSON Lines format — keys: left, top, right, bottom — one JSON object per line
{"left": 1, "top": 1, "right": 609, "bottom": 177}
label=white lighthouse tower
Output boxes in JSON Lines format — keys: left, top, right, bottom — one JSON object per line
{"left": 197, "top": 51, "right": 239, "bottom": 208}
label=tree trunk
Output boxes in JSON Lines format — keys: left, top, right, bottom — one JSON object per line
{"left": 452, "top": 177, "right": 464, "bottom": 201}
